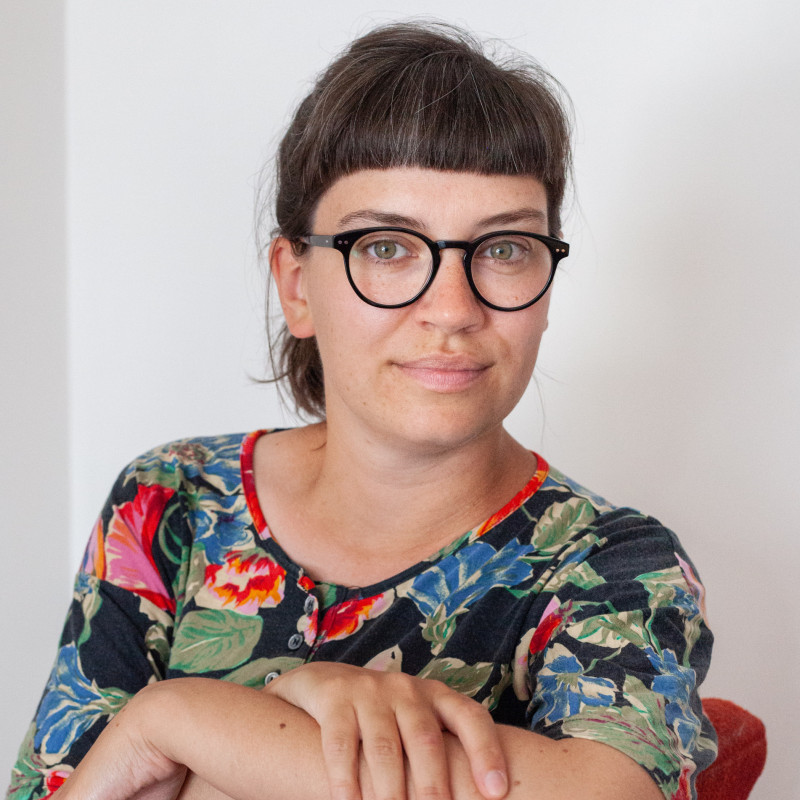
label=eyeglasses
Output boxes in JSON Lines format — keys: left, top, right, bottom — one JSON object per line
{"left": 299, "top": 227, "right": 569, "bottom": 311}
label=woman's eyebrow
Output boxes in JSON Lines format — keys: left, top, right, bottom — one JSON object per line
{"left": 476, "top": 208, "right": 548, "bottom": 228}
{"left": 337, "top": 209, "right": 425, "bottom": 229}
{"left": 339, "top": 207, "right": 547, "bottom": 230}
{"left": 336, "top": 207, "right": 548, "bottom": 232}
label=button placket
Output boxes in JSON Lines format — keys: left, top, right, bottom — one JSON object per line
{"left": 304, "top": 594, "right": 317, "bottom": 616}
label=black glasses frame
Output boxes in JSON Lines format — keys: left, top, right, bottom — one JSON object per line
{"left": 299, "top": 226, "right": 569, "bottom": 311}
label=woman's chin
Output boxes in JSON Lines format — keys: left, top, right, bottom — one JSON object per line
{"left": 379, "top": 407, "right": 509, "bottom": 456}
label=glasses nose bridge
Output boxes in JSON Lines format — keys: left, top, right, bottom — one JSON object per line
{"left": 433, "top": 239, "right": 473, "bottom": 268}
{"left": 422, "top": 239, "right": 480, "bottom": 308}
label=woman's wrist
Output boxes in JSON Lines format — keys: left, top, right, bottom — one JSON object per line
{"left": 142, "top": 678, "right": 327, "bottom": 799}
{"left": 53, "top": 681, "right": 189, "bottom": 800}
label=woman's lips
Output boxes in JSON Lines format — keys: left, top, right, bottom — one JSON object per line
{"left": 394, "top": 356, "right": 489, "bottom": 392}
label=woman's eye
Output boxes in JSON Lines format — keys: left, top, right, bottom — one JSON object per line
{"left": 368, "top": 240, "right": 406, "bottom": 259}
{"left": 480, "top": 240, "right": 521, "bottom": 261}
{"left": 479, "top": 238, "right": 533, "bottom": 262}
{"left": 489, "top": 242, "right": 515, "bottom": 260}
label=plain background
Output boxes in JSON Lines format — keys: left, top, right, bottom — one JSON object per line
{"left": 2, "top": 1, "right": 798, "bottom": 797}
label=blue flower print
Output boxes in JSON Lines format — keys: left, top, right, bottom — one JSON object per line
{"left": 669, "top": 583, "right": 701, "bottom": 617}
{"left": 193, "top": 493, "right": 254, "bottom": 564}
{"left": 177, "top": 435, "right": 244, "bottom": 494}
{"left": 644, "top": 646, "right": 700, "bottom": 751}
{"left": 531, "top": 643, "right": 617, "bottom": 728}
{"left": 407, "top": 538, "right": 534, "bottom": 619}
{"left": 133, "top": 434, "right": 244, "bottom": 496}
{"left": 34, "top": 644, "right": 129, "bottom": 756}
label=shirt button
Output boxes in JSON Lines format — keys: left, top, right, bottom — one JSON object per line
{"left": 304, "top": 595, "right": 316, "bottom": 616}
{"left": 287, "top": 633, "right": 304, "bottom": 650}
{"left": 264, "top": 671, "right": 280, "bottom": 684}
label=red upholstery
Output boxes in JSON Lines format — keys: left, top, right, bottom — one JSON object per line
{"left": 696, "top": 698, "right": 767, "bottom": 800}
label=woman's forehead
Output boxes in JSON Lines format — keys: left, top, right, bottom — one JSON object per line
{"left": 313, "top": 168, "right": 549, "bottom": 235}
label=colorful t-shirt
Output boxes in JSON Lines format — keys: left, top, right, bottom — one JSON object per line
{"left": 7, "top": 431, "right": 717, "bottom": 800}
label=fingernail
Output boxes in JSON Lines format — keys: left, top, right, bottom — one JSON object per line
{"left": 485, "top": 770, "right": 508, "bottom": 798}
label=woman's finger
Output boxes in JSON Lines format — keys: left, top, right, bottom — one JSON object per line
{"left": 357, "top": 707, "right": 407, "bottom": 800}
{"left": 318, "top": 704, "right": 362, "bottom": 800}
{"left": 433, "top": 691, "right": 508, "bottom": 800}
{"left": 395, "top": 702, "right": 451, "bottom": 800}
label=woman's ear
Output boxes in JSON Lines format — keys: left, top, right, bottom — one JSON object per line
{"left": 269, "top": 237, "right": 315, "bottom": 339}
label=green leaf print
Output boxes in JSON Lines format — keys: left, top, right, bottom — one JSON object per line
{"left": 130, "top": 457, "right": 182, "bottom": 492}
{"left": 420, "top": 604, "right": 458, "bottom": 655}
{"left": 637, "top": 565, "right": 704, "bottom": 660}
{"left": 543, "top": 559, "right": 604, "bottom": 594}
{"left": 159, "top": 502, "right": 191, "bottom": 568}
{"left": 418, "top": 658, "right": 494, "bottom": 697}
{"left": 530, "top": 499, "right": 597, "bottom": 558}
{"left": 75, "top": 575, "right": 103, "bottom": 648}
{"left": 7, "top": 722, "right": 51, "bottom": 794}
{"left": 485, "top": 663, "right": 513, "bottom": 711}
{"left": 574, "top": 611, "right": 648, "bottom": 650}
{"left": 637, "top": 566, "right": 684, "bottom": 608}
{"left": 316, "top": 582, "right": 340, "bottom": 610}
{"left": 170, "top": 609, "right": 263, "bottom": 672}
{"left": 183, "top": 545, "right": 209, "bottom": 608}
{"left": 559, "top": 675, "right": 679, "bottom": 778}
{"left": 145, "top": 623, "right": 172, "bottom": 679}
{"left": 224, "top": 656, "right": 305, "bottom": 688}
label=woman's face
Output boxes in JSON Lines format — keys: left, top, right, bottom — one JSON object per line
{"left": 274, "top": 167, "right": 554, "bottom": 453}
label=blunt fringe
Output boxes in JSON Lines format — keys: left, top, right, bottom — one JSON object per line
{"left": 265, "top": 21, "right": 573, "bottom": 419}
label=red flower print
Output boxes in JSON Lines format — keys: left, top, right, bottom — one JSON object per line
{"left": 201, "top": 552, "right": 286, "bottom": 615}
{"left": 672, "top": 764, "right": 693, "bottom": 800}
{"left": 101, "top": 484, "right": 176, "bottom": 612}
{"left": 319, "top": 593, "right": 391, "bottom": 642}
{"left": 529, "top": 612, "right": 564, "bottom": 656}
{"left": 43, "top": 768, "right": 71, "bottom": 797}
{"left": 529, "top": 597, "right": 572, "bottom": 656}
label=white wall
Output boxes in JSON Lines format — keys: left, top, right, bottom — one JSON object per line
{"left": 0, "top": 0, "right": 70, "bottom": 779}
{"left": 4, "top": 2, "right": 798, "bottom": 796}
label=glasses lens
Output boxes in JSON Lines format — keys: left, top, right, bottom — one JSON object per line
{"left": 348, "top": 231, "right": 433, "bottom": 306}
{"left": 469, "top": 234, "right": 553, "bottom": 309}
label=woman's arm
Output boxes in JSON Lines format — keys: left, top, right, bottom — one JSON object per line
{"left": 179, "top": 729, "right": 663, "bottom": 800}
{"left": 55, "top": 670, "right": 504, "bottom": 800}
{"left": 56, "top": 676, "right": 661, "bottom": 800}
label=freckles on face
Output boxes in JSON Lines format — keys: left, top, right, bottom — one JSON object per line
{"left": 294, "top": 167, "right": 555, "bottom": 440}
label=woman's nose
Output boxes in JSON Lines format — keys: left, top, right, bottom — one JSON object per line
{"left": 413, "top": 249, "right": 484, "bottom": 332}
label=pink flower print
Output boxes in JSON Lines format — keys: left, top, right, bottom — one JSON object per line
{"left": 102, "top": 484, "right": 176, "bottom": 612}
{"left": 201, "top": 551, "right": 286, "bottom": 615}
{"left": 675, "top": 552, "right": 709, "bottom": 623}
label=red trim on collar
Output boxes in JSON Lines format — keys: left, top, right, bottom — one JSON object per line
{"left": 474, "top": 455, "right": 549, "bottom": 538}
{"left": 240, "top": 429, "right": 270, "bottom": 538}
{"left": 240, "top": 429, "right": 549, "bottom": 542}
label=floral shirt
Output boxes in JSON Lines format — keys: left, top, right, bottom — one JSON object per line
{"left": 7, "top": 431, "right": 717, "bottom": 800}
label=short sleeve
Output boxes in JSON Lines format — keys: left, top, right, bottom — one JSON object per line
{"left": 6, "top": 458, "right": 187, "bottom": 800}
{"left": 525, "top": 509, "right": 717, "bottom": 800}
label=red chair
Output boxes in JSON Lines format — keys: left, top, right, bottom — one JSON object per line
{"left": 696, "top": 698, "right": 767, "bottom": 800}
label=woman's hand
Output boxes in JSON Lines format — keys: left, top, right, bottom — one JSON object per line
{"left": 264, "top": 662, "right": 508, "bottom": 800}
{"left": 54, "top": 686, "right": 188, "bottom": 800}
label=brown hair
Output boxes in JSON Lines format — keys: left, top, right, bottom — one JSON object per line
{"left": 265, "top": 20, "right": 573, "bottom": 419}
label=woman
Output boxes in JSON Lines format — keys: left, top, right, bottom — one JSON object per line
{"left": 7, "top": 21, "right": 716, "bottom": 800}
